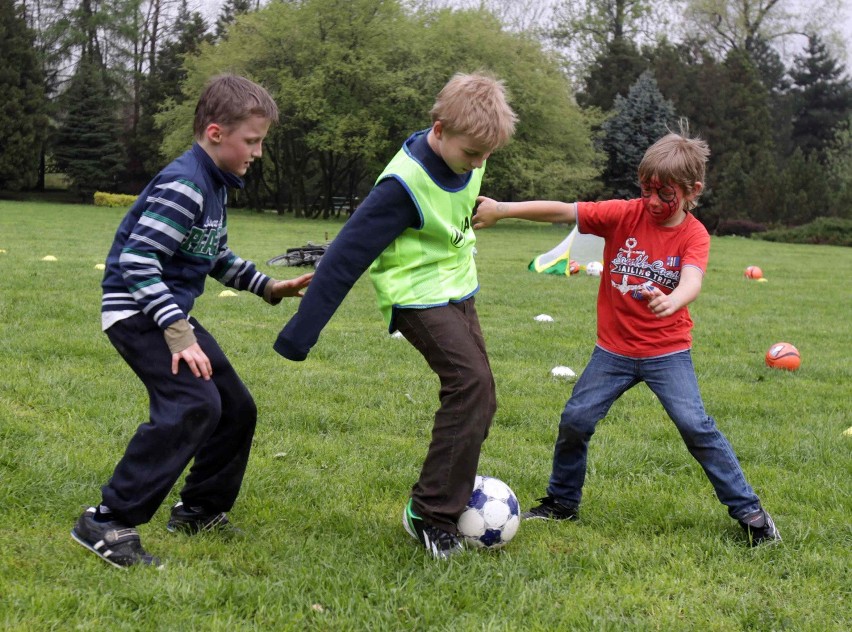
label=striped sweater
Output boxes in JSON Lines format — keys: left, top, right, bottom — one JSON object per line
{"left": 101, "top": 143, "right": 272, "bottom": 330}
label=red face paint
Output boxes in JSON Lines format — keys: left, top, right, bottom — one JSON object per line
{"left": 641, "top": 178, "right": 684, "bottom": 225}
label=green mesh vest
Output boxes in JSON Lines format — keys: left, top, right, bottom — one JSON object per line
{"left": 369, "top": 144, "right": 484, "bottom": 326}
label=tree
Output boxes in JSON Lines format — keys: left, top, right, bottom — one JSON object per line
{"left": 599, "top": 70, "right": 676, "bottom": 198}
{"left": 158, "top": 0, "right": 602, "bottom": 213}
{"left": 550, "top": 0, "right": 671, "bottom": 85}
{"left": 823, "top": 117, "right": 852, "bottom": 218}
{"left": 131, "top": 0, "right": 211, "bottom": 187}
{"left": 0, "top": 0, "right": 47, "bottom": 190}
{"left": 788, "top": 33, "right": 852, "bottom": 162}
{"left": 52, "top": 57, "right": 125, "bottom": 196}
{"left": 215, "top": 0, "right": 256, "bottom": 40}
{"left": 683, "top": 0, "right": 845, "bottom": 58}
{"left": 577, "top": 36, "right": 647, "bottom": 110}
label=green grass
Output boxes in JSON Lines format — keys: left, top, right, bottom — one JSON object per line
{"left": 0, "top": 200, "right": 850, "bottom": 631}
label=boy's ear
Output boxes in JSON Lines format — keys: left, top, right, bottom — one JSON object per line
{"left": 690, "top": 181, "right": 703, "bottom": 198}
{"left": 431, "top": 120, "right": 444, "bottom": 139}
{"left": 205, "top": 123, "right": 223, "bottom": 144}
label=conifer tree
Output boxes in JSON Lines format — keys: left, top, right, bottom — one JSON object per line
{"left": 52, "top": 57, "right": 125, "bottom": 197}
{"left": 789, "top": 34, "right": 852, "bottom": 162}
{"left": 600, "top": 70, "right": 676, "bottom": 198}
{"left": 0, "top": 0, "right": 47, "bottom": 190}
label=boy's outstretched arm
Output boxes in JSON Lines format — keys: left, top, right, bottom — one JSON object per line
{"left": 473, "top": 196, "right": 577, "bottom": 229}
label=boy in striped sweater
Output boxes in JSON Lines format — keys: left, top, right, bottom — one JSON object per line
{"left": 71, "top": 75, "right": 312, "bottom": 568}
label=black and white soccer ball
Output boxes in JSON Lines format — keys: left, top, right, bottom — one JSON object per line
{"left": 457, "top": 475, "right": 520, "bottom": 549}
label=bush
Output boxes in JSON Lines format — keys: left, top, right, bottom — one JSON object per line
{"left": 715, "top": 219, "right": 767, "bottom": 237}
{"left": 93, "top": 191, "right": 137, "bottom": 208}
{"left": 756, "top": 217, "right": 852, "bottom": 246}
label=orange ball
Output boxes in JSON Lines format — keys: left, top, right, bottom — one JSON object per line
{"left": 745, "top": 266, "right": 763, "bottom": 279}
{"left": 568, "top": 260, "right": 580, "bottom": 275}
{"left": 765, "top": 342, "right": 801, "bottom": 371}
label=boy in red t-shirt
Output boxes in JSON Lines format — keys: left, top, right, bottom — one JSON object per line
{"left": 473, "top": 126, "right": 780, "bottom": 546}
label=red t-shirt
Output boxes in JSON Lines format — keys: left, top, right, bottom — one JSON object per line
{"left": 577, "top": 198, "right": 710, "bottom": 358}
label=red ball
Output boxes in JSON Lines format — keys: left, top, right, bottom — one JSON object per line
{"left": 765, "top": 342, "right": 800, "bottom": 371}
{"left": 568, "top": 260, "right": 580, "bottom": 275}
{"left": 745, "top": 265, "right": 763, "bottom": 279}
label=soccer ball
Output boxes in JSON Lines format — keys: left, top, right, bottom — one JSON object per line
{"left": 457, "top": 475, "right": 520, "bottom": 549}
{"left": 585, "top": 261, "right": 603, "bottom": 277}
{"left": 568, "top": 259, "right": 580, "bottom": 275}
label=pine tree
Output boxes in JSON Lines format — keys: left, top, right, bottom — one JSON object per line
{"left": 789, "top": 34, "right": 852, "bottom": 162}
{"left": 132, "top": 0, "right": 211, "bottom": 186}
{"left": 52, "top": 57, "right": 125, "bottom": 197}
{"left": 600, "top": 70, "right": 676, "bottom": 198}
{"left": 578, "top": 37, "right": 648, "bottom": 110}
{"left": 215, "top": 0, "right": 254, "bottom": 40}
{"left": 0, "top": 0, "right": 47, "bottom": 190}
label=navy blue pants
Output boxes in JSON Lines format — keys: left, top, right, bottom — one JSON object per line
{"left": 101, "top": 314, "right": 257, "bottom": 526}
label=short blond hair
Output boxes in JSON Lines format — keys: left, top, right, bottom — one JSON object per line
{"left": 429, "top": 72, "right": 517, "bottom": 150}
{"left": 193, "top": 74, "right": 279, "bottom": 139}
{"left": 638, "top": 119, "right": 710, "bottom": 210}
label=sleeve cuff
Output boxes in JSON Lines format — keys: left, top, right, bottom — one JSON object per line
{"left": 273, "top": 334, "right": 308, "bottom": 361}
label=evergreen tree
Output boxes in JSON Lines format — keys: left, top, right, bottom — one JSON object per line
{"left": 132, "top": 0, "right": 211, "bottom": 187}
{"left": 52, "top": 57, "right": 125, "bottom": 197}
{"left": 0, "top": 0, "right": 47, "bottom": 190}
{"left": 824, "top": 117, "right": 852, "bottom": 218}
{"left": 788, "top": 34, "right": 852, "bottom": 162}
{"left": 215, "top": 0, "right": 255, "bottom": 40}
{"left": 600, "top": 70, "right": 676, "bottom": 198}
{"left": 577, "top": 37, "right": 648, "bottom": 110}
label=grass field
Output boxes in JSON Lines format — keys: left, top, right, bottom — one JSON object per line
{"left": 0, "top": 200, "right": 850, "bottom": 630}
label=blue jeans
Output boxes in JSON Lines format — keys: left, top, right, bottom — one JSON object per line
{"left": 547, "top": 346, "right": 761, "bottom": 520}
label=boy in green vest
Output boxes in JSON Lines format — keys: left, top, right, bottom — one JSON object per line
{"left": 274, "top": 72, "right": 517, "bottom": 558}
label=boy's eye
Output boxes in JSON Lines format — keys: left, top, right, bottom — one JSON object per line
{"left": 658, "top": 187, "right": 676, "bottom": 202}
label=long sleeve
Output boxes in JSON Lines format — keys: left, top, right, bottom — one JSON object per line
{"left": 273, "top": 179, "right": 418, "bottom": 360}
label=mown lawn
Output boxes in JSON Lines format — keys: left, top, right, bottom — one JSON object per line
{"left": 0, "top": 200, "right": 849, "bottom": 630}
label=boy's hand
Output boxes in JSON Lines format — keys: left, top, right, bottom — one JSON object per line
{"left": 265, "top": 272, "right": 314, "bottom": 302}
{"left": 172, "top": 343, "right": 212, "bottom": 380}
{"left": 641, "top": 286, "right": 679, "bottom": 318}
{"left": 472, "top": 196, "right": 501, "bottom": 229}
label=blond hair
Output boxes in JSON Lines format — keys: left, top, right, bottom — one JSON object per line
{"left": 638, "top": 119, "right": 710, "bottom": 211}
{"left": 429, "top": 72, "right": 517, "bottom": 150}
{"left": 193, "top": 74, "right": 279, "bottom": 139}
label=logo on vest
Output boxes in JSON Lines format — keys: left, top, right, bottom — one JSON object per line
{"left": 450, "top": 227, "right": 465, "bottom": 248}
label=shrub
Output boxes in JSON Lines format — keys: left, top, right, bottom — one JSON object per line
{"left": 756, "top": 217, "right": 852, "bottom": 246}
{"left": 93, "top": 191, "right": 137, "bottom": 208}
{"left": 715, "top": 219, "right": 767, "bottom": 237}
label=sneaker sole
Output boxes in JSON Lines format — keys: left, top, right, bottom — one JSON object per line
{"left": 70, "top": 529, "right": 164, "bottom": 570}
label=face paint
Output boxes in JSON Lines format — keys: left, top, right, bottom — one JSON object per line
{"left": 641, "top": 178, "right": 684, "bottom": 225}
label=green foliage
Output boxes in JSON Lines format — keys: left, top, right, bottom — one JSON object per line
{"left": 600, "top": 70, "right": 675, "bottom": 198}
{"left": 157, "top": 0, "right": 602, "bottom": 211}
{"left": 93, "top": 191, "right": 137, "bottom": 207}
{"left": 823, "top": 117, "right": 852, "bottom": 218}
{"left": 788, "top": 34, "right": 852, "bottom": 163}
{"left": 757, "top": 217, "right": 852, "bottom": 246}
{"left": 132, "top": 0, "right": 212, "bottom": 185}
{"left": 0, "top": 0, "right": 47, "bottom": 190}
{"left": 577, "top": 37, "right": 647, "bottom": 110}
{"left": 1, "top": 201, "right": 850, "bottom": 629}
{"left": 52, "top": 58, "right": 126, "bottom": 196}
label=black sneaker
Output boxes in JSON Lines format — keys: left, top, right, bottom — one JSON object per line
{"left": 522, "top": 496, "right": 579, "bottom": 521}
{"left": 166, "top": 501, "right": 240, "bottom": 535}
{"left": 739, "top": 508, "right": 781, "bottom": 547}
{"left": 402, "top": 499, "right": 463, "bottom": 560}
{"left": 71, "top": 507, "right": 162, "bottom": 569}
